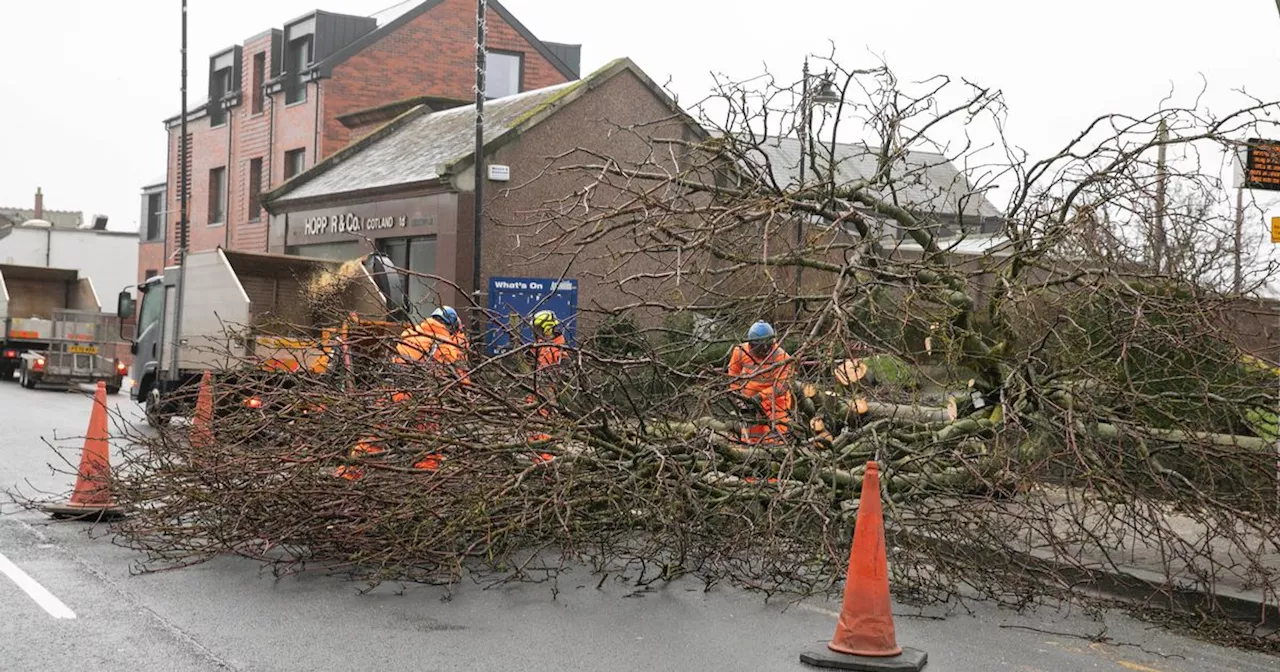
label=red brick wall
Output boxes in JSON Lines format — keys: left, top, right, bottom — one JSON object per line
{"left": 321, "top": 0, "right": 572, "bottom": 155}
{"left": 230, "top": 33, "right": 276, "bottom": 254}
{"left": 157, "top": 115, "right": 233, "bottom": 261}
{"left": 137, "top": 241, "right": 165, "bottom": 283}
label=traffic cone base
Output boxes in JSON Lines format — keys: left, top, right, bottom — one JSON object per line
{"left": 41, "top": 502, "right": 126, "bottom": 522}
{"left": 799, "top": 647, "right": 927, "bottom": 671}
{"left": 800, "top": 461, "right": 926, "bottom": 671}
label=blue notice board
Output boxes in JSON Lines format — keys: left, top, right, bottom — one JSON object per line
{"left": 486, "top": 277, "right": 579, "bottom": 355}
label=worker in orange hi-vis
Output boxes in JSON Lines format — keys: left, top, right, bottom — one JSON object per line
{"left": 727, "top": 320, "right": 794, "bottom": 446}
{"left": 525, "top": 310, "right": 567, "bottom": 462}
{"left": 391, "top": 306, "right": 470, "bottom": 472}
{"left": 394, "top": 306, "right": 471, "bottom": 385}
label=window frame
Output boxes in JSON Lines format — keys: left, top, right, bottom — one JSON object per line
{"left": 250, "top": 52, "right": 266, "bottom": 115}
{"left": 283, "top": 148, "right": 306, "bottom": 180}
{"left": 144, "top": 192, "right": 164, "bottom": 242}
{"left": 284, "top": 35, "right": 313, "bottom": 106}
{"left": 486, "top": 50, "right": 525, "bottom": 100}
{"left": 208, "top": 166, "right": 227, "bottom": 226}
{"left": 209, "top": 67, "right": 233, "bottom": 127}
{"left": 137, "top": 283, "right": 165, "bottom": 335}
{"left": 247, "top": 157, "right": 264, "bottom": 222}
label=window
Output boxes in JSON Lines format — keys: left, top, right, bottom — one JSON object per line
{"left": 209, "top": 66, "right": 233, "bottom": 127}
{"left": 379, "top": 236, "right": 438, "bottom": 321}
{"left": 285, "top": 36, "right": 313, "bottom": 105}
{"left": 487, "top": 52, "right": 523, "bottom": 99}
{"left": 248, "top": 158, "right": 263, "bottom": 221}
{"left": 284, "top": 149, "right": 306, "bottom": 180}
{"left": 208, "top": 167, "right": 227, "bottom": 224}
{"left": 137, "top": 283, "right": 164, "bottom": 336}
{"left": 251, "top": 52, "right": 266, "bottom": 114}
{"left": 144, "top": 192, "right": 164, "bottom": 241}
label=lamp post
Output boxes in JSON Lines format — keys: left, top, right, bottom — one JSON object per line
{"left": 794, "top": 60, "right": 840, "bottom": 317}
{"left": 168, "top": 0, "right": 190, "bottom": 387}
{"left": 471, "top": 0, "right": 487, "bottom": 348}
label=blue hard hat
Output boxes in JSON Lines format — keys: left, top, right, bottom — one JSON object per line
{"left": 747, "top": 321, "right": 775, "bottom": 342}
{"left": 431, "top": 306, "right": 460, "bottom": 332}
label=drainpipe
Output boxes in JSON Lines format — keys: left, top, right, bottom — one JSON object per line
{"left": 224, "top": 97, "right": 234, "bottom": 249}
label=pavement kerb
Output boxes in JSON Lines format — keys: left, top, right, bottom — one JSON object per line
{"left": 887, "top": 529, "right": 1280, "bottom": 626}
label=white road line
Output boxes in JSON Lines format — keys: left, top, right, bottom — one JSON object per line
{"left": 0, "top": 550, "right": 76, "bottom": 619}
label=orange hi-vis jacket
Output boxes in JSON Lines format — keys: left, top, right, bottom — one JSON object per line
{"left": 395, "top": 318, "right": 470, "bottom": 384}
{"left": 727, "top": 342, "right": 794, "bottom": 417}
{"left": 534, "top": 333, "right": 567, "bottom": 371}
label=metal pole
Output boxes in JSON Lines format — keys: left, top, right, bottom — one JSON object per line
{"left": 169, "top": 0, "right": 189, "bottom": 385}
{"left": 795, "top": 60, "right": 809, "bottom": 319}
{"left": 471, "top": 0, "right": 486, "bottom": 345}
{"left": 1153, "top": 119, "right": 1168, "bottom": 274}
{"left": 1233, "top": 186, "right": 1245, "bottom": 294}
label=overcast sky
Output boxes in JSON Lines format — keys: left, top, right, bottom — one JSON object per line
{"left": 2, "top": 0, "right": 1278, "bottom": 262}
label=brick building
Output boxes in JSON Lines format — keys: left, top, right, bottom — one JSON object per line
{"left": 262, "top": 59, "right": 704, "bottom": 335}
{"left": 137, "top": 0, "right": 580, "bottom": 283}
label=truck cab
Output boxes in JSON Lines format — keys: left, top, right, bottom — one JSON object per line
{"left": 120, "top": 274, "right": 165, "bottom": 407}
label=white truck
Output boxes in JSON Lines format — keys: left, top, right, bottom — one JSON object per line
{"left": 0, "top": 263, "right": 126, "bottom": 392}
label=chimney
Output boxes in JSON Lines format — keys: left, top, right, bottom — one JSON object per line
{"left": 34, "top": 187, "right": 44, "bottom": 220}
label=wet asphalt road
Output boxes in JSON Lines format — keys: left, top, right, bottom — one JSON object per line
{"left": 0, "top": 377, "right": 1277, "bottom": 672}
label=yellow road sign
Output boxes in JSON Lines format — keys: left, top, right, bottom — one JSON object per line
{"left": 1272, "top": 217, "right": 1280, "bottom": 244}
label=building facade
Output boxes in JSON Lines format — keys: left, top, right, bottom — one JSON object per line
{"left": 262, "top": 59, "right": 703, "bottom": 331}
{"left": 136, "top": 0, "right": 580, "bottom": 283}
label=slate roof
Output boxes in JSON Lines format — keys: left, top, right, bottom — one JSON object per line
{"left": 272, "top": 79, "right": 584, "bottom": 202}
{"left": 747, "top": 137, "right": 1002, "bottom": 222}
{"left": 267, "top": 58, "right": 696, "bottom": 208}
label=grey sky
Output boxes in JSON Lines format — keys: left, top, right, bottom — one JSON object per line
{"left": 1, "top": 0, "right": 1277, "bottom": 258}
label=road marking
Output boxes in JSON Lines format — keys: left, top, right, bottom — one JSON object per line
{"left": 0, "top": 550, "right": 76, "bottom": 619}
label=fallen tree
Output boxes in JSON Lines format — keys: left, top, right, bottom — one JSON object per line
{"left": 14, "top": 55, "right": 1280, "bottom": 652}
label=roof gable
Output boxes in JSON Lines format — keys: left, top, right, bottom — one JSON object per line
{"left": 265, "top": 58, "right": 702, "bottom": 208}
{"left": 314, "top": 0, "right": 579, "bottom": 81}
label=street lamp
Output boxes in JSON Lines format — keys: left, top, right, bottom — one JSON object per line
{"left": 795, "top": 59, "right": 840, "bottom": 317}
{"left": 472, "top": 0, "right": 487, "bottom": 348}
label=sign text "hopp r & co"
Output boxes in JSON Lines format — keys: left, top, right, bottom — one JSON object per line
{"left": 302, "top": 213, "right": 409, "bottom": 236}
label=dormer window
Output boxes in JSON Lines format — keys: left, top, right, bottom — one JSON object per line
{"left": 284, "top": 18, "right": 316, "bottom": 105}
{"left": 208, "top": 48, "right": 240, "bottom": 127}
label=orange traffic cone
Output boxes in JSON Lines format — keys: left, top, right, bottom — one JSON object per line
{"left": 800, "top": 461, "right": 927, "bottom": 670}
{"left": 190, "top": 370, "right": 214, "bottom": 449}
{"left": 42, "top": 382, "right": 126, "bottom": 521}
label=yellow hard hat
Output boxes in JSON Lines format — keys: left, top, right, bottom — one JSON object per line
{"left": 532, "top": 310, "right": 559, "bottom": 333}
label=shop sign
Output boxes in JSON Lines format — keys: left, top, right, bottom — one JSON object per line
{"left": 301, "top": 213, "right": 419, "bottom": 237}
{"left": 486, "top": 276, "right": 579, "bottom": 355}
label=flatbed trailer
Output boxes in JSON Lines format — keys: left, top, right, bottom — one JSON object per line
{"left": 1, "top": 263, "right": 125, "bottom": 391}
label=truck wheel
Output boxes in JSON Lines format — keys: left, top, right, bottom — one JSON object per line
{"left": 145, "top": 388, "right": 169, "bottom": 428}
{"left": 0, "top": 363, "right": 12, "bottom": 381}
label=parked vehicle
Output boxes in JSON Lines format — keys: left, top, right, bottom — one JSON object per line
{"left": 116, "top": 249, "right": 407, "bottom": 426}
{"left": 1, "top": 263, "right": 126, "bottom": 392}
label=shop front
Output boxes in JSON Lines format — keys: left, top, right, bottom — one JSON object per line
{"left": 267, "top": 192, "right": 466, "bottom": 321}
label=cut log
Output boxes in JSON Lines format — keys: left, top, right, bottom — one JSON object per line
{"left": 834, "top": 359, "right": 870, "bottom": 386}
{"left": 863, "top": 401, "right": 953, "bottom": 424}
